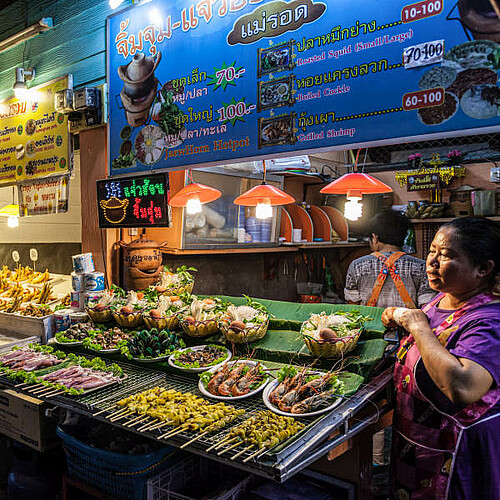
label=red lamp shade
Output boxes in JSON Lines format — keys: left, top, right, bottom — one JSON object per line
{"left": 169, "top": 182, "right": 221, "bottom": 207}
{"left": 234, "top": 184, "right": 295, "bottom": 206}
{"left": 320, "top": 173, "right": 392, "bottom": 196}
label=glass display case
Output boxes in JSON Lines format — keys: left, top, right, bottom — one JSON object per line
{"left": 181, "top": 166, "right": 283, "bottom": 249}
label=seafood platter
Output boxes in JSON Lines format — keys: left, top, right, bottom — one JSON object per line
{"left": 0, "top": 275, "right": 391, "bottom": 481}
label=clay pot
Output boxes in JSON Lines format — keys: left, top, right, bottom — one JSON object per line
{"left": 118, "top": 52, "right": 162, "bottom": 99}
{"left": 459, "top": 0, "right": 500, "bottom": 42}
{"left": 119, "top": 235, "right": 166, "bottom": 290}
{"left": 120, "top": 81, "right": 158, "bottom": 128}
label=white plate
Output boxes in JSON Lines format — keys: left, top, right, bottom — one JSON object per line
{"left": 54, "top": 338, "right": 83, "bottom": 346}
{"left": 168, "top": 345, "right": 231, "bottom": 373}
{"left": 91, "top": 347, "right": 121, "bottom": 354}
{"left": 198, "top": 360, "right": 269, "bottom": 400}
{"left": 262, "top": 378, "right": 342, "bottom": 417}
{"left": 131, "top": 355, "right": 170, "bottom": 364}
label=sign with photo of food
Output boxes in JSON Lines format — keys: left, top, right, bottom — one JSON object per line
{"left": 107, "top": 0, "right": 500, "bottom": 176}
{"left": 0, "top": 76, "right": 72, "bottom": 186}
{"left": 18, "top": 174, "right": 70, "bottom": 216}
{"left": 96, "top": 173, "right": 171, "bottom": 228}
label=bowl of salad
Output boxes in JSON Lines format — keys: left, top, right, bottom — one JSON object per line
{"left": 178, "top": 297, "right": 224, "bottom": 338}
{"left": 300, "top": 311, "right": 371, "bottom": 358}
{"left": 219, "top": 297, "right": 269, "bottom": 344}
{"left": 153, "top": 266, "right": 196, "bottom": 297}
{"left": 143, "top": 294, "right": 187, "bottom": 331}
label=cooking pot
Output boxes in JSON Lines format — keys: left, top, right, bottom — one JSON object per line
{"left": 458, "top": 0, "right": 500, "bottom": 42}
{"left": 118, "top": 235, "right": 166, "bottom": 290}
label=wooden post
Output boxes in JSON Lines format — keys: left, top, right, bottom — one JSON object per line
{"left": 79, "top": 126, "right": 111, "bottom": 283}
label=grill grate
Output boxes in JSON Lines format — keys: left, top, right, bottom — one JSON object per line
{"left": 0, "top": 356, "right": 386, "bottom": 478}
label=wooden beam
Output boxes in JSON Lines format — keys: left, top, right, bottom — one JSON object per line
{"left": 79, "top": 126, "right": 109, "bottom": 281}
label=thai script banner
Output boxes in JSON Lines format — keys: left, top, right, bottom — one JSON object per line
{"left": 96, "top": 173, "right": 171, "bottom": 228}
{"left": 107, "top": 0, "right": 500, "bottom": 176}
{"left": 0, "top": 76, "right": 72, "bottom": 186}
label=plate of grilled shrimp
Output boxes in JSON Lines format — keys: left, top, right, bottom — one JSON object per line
{"left": 198, "top": 360, "right": 269, "bottom": 400}
{"left": 262, "top": 366, "right": 344, "bottom": 417}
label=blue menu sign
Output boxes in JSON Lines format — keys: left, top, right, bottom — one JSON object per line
{"left": 107, "top": 0, "right": 500, "bottom": 176}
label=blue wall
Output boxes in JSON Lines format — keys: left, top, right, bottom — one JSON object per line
{"left": 0, "top": 0, "right": 117, "bottom": 100}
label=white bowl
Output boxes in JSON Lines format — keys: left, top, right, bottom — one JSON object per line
{"left": 198, "top": 360, "right": 269, "bottom": 401}
{"left": 262, "top": 377, "right": 342, "bottom": 417}
{"left": 168, "top": 345, "right": 231, "bottom": 373}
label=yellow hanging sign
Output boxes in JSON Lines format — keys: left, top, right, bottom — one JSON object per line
{"left": 0, "top": 75, "right": 72, "bottom": 186}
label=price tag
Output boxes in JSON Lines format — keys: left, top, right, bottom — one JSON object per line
{"left": 402, "top": 87, "right": 445, "bottom": 111}
{"left": 30, "top": 248, "right": 38, "bottom": 262}
{"left": 12, "top": 251, "right": 20, "bottom": 263}
{"left": 402, "top": 0, "right": 443, "bottom": 23}
{"left": 404, "top": 40, "right": 444, "bottom": 69}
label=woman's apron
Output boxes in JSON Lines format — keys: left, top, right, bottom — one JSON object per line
{"left": 391, "top": 293, "right": 500, "bottom": 499}
{"left": 366, "top": 251, "right": 416, "bottom": 308}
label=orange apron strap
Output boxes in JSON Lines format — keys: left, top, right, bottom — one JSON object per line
{"left": 366, "top": 252, "right": 391, "bottom": 307}
{"left": 366, "top": 252, "right": 416, "bottom": 308}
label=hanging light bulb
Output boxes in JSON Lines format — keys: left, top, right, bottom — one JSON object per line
{"left": 7, "top": 216, "right": 19, "bottom": 228}
{"left": 169, "top": 171, "right": 221, "bottom": 212}
{"left": 234, "top": 161, "right": 294, "bottom": 213}
{"left": 344, "top": 195, "right": 363, "bottom": 221}
{"left": 255, "top": 202, "right": 273, "bottom": 219}
{"left": 186, "top": 197, "right": 202, "bottom": 215}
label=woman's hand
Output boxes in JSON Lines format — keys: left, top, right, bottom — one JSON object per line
{"left": 381, "top": 307, "right": 398, "bottom": 328}
{"left": 398, "top": 309, "right": 431, "bottom": 336}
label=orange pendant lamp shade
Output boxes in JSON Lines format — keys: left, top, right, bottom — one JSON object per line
{"left": 169, "top": 182, "right": 221, "bottom": 207}
{"left": 233, "top": 183, "right": 295, "bottom": 206}
{"left": 320, "top": 173, "right": 392, "bottom": 196}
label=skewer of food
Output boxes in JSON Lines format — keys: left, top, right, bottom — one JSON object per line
{"left": 219, "top": 296, "right": 269, "bottom": 344}
{"left": 199, "top": 360, "right": 269, "bottom": 399}
{"left": 214, "top": 410, "right": 305, "bottom": 460}
{"left": 300, "top": 310, "right": 371, "bottom": 358}
{"left": 263, "top": 365, "right": 344, "bottom": 416}
{"left": 109, "top": 387, "right": 242, "bottom": 435}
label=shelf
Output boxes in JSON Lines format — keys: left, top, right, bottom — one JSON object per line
{"left": 160, "top": 242, "right": 369, "bottom": 255}
{"left": 273, "top": 171, "right": 330, "bottom": 185}
{"left": 411, "top": 216, "right": 500, "bottom": 224}
{"left": 160, "top": 246, "right": 297, "bottom": 255}
{"left": 299, "top": 242, "right": 369, "bottom": 249}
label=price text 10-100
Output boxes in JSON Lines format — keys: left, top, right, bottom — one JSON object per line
{"left": 402, "top": 0, "right": 443, "bottom": 23}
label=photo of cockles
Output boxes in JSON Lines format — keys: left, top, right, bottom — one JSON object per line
{"left": 257, "top": 75, "right": 295, "bottom": 112}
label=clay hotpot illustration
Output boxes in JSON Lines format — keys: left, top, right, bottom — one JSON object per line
{"left": 100, "top": 197, "right": 129, "bottom": 224}
{"left": 458, "top": 0, "right": 500, "bottom": 42}
{"left": 118, "top": 52, "right": 161, "bottom": 128}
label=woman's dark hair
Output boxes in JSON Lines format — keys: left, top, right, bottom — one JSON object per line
{"left": 370, "top": 209, "right": 411, "bottom": 247}
{"left": 441, "top": 217, "right": 500, "bottom": 289}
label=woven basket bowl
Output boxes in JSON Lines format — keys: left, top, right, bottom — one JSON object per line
{"left": 143, "top": 314, "right": 179, "bottom": 331}
{"left": 161, "top": 281, "right": 194, "bottom": 297}
{"left": 180, "top": 317, "right": 219, "bottom": 338}
{"left": 301, "top": 329, "right": 361, "bottom": 358}
{"left": 87, "top": 307, "right": 112, "bottom": 323}
{"left": 220, "top": 318, "right": 269, "bottom": 344}
{"left": 112, "top": 311, "right": 144, "bottom": 329}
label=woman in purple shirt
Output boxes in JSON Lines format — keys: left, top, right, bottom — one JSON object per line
{"left": 382, "top": 217, "right": 500, "bottom": 500}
